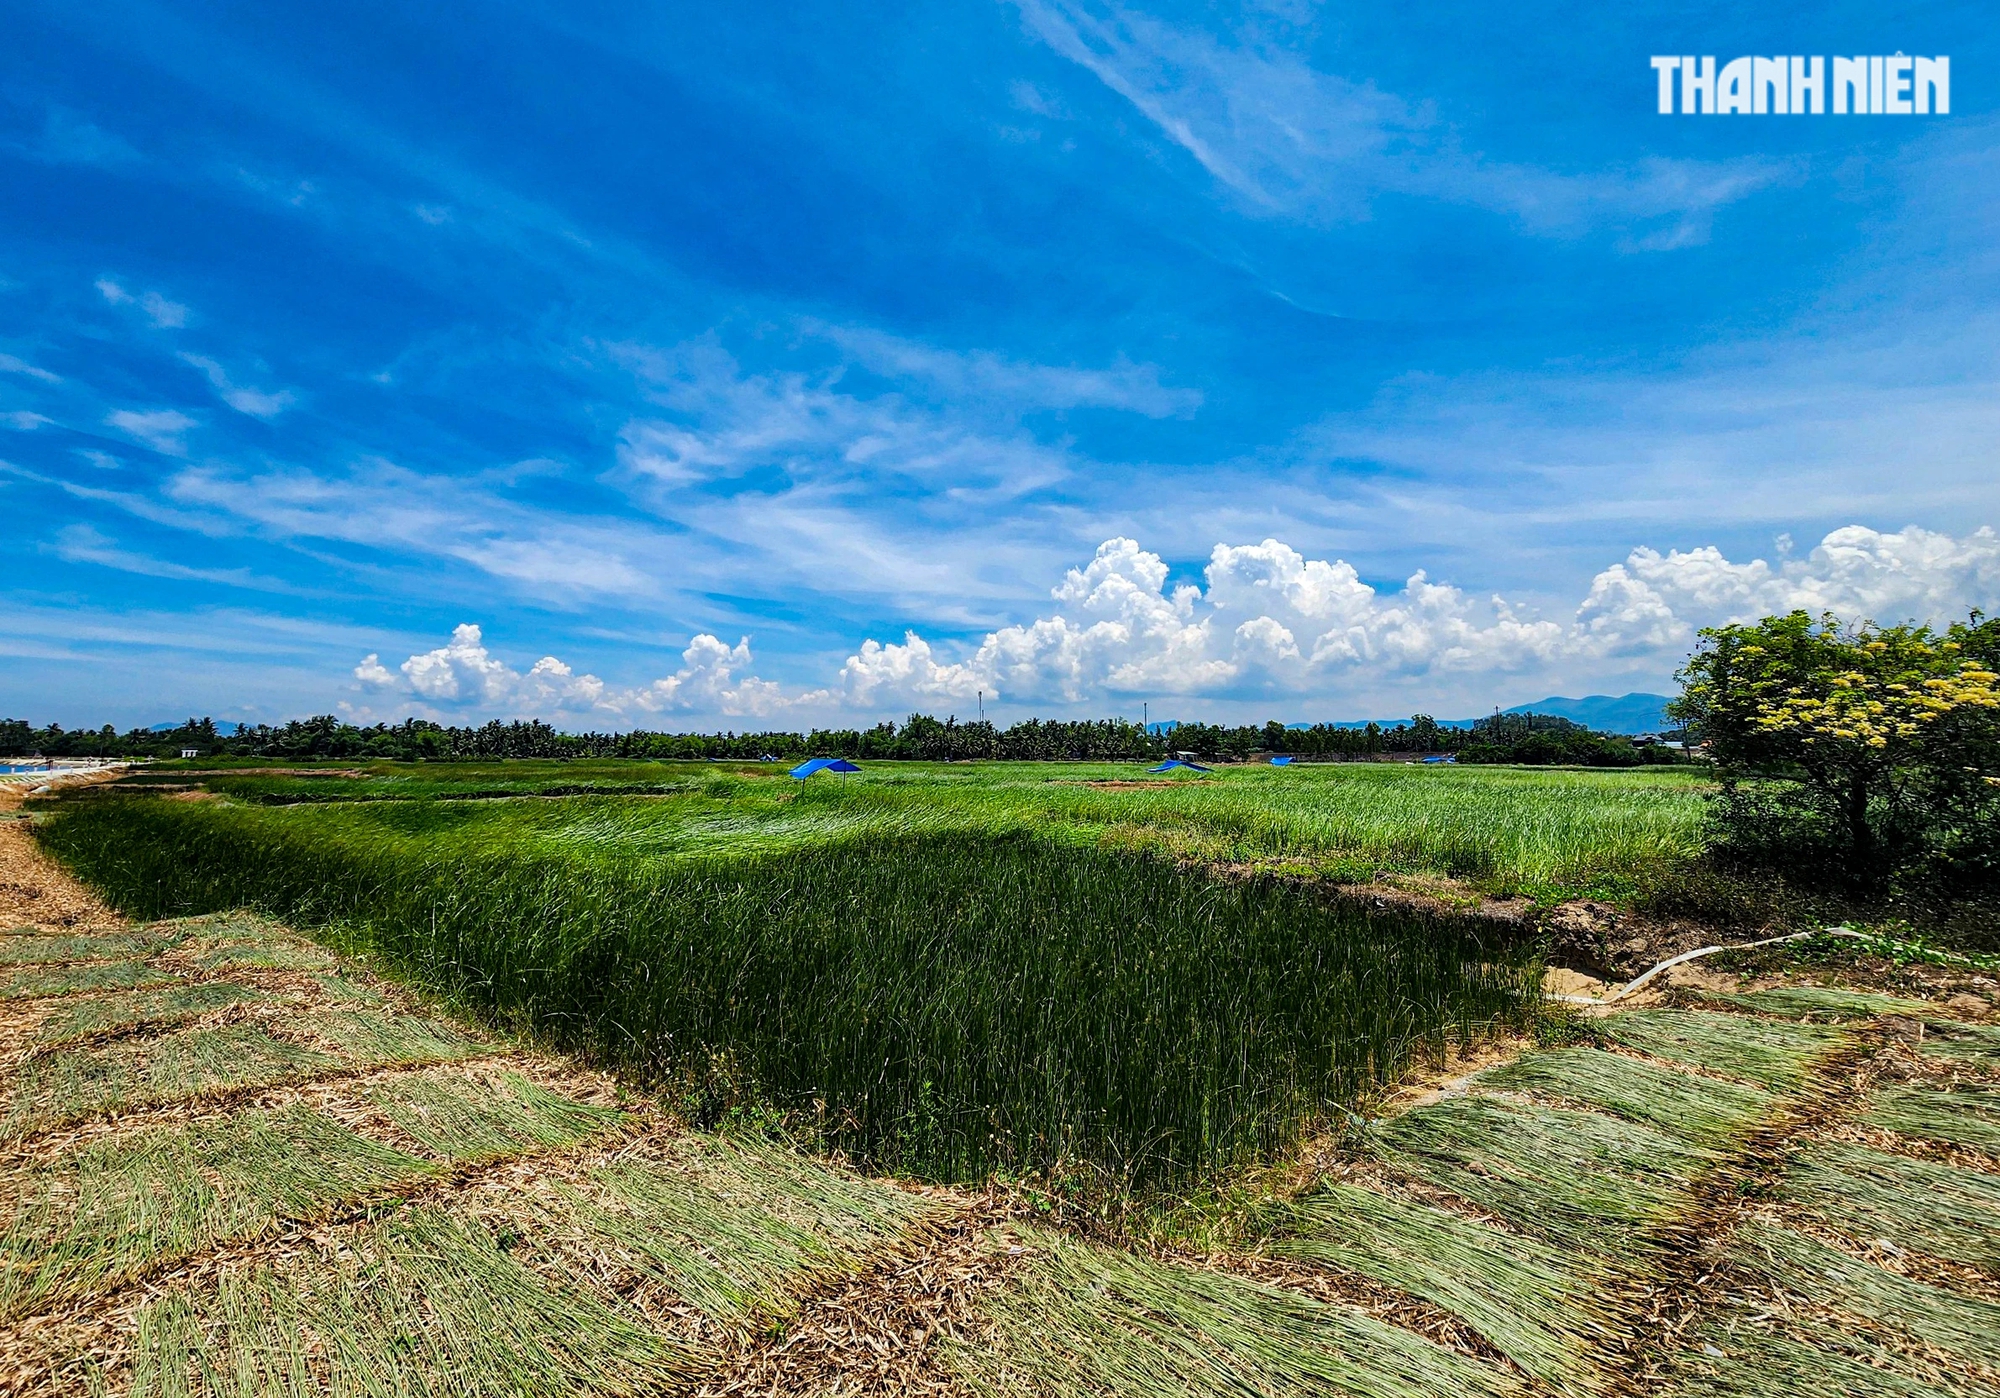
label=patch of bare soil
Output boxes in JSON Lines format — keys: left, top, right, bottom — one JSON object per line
{"left": 0, "top": 782, "right": 123, "bottom": 933}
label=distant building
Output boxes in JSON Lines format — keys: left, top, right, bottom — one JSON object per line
{"left": 180, "top": 748, "right": 199, "bottom": 759}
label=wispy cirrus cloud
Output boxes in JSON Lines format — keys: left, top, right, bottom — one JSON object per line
{"left": 0, "top": 354, "right": 61, "bottom": 385}
{"left": 96, "top": 277, "right": 191, "bottom": 328}
{"left": 46, "top": 523, "right": 302, "bottom": 592}
{"left": 178, "top": 353, "right": 297, "bottom": 419}
{"left": 104, "top": 408, "right": 198, "bottom": 455}
{"left": 1014, "top": 0, "right": 1787, "bottom": 243}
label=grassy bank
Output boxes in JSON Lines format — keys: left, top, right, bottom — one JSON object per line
{"left": 35, "top": 793, "right": 1537, "bottom": 1184}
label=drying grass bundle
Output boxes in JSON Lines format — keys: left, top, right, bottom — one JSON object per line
{"left": 1919, "top": 1021, "right": 2000, "bottom": 1070}
{"left": 1270, "top": 1184, "right": 1622, "bottom": 1392}
{"left": 1372, "top": 1094, "right": 1717, "bottom": 1252}
{"left": 1694, "top": 987, "right": 1937, "bottom": 1022}
{"left": 30, "top": 980, "right": 267, "bottom": 1047}
{"left": 2, "top": 1024, "right": 340, "bottom": 1139}
{"left": 123, "top": 1206, "right": 700, "bottom": 1398}
{"left": 1662, "top": 1324, "right": 1960, "bottom": 1398}
{"left": 0, "top": 959, "right": 175, "bottom": 1001}
{"left": 0, "top": 928, "right": 181, "bottom": 966}
{"left": 1782, "top": 1143, "right": 2000, "bottom": 1272}
{"left": 367, "top": 1069, "right": 627, "bottom": 1162}
{"left": 950, "top": 1226, "right": 1521, "bottom": 1398}
{"left": 303, "top": 1006, "right": 490, "bottom": 1065}
{"left": 1865, "top": 1085, "right": 2000, "bottom": 1156}
{"left": 189, "top": 936, "right": 339, "bottom": 973}
{"left": 514, "top": 1133, "right": 939, "bottom": 1328}
{"left": 1600, "top": 1009, "right": 1845, "bottom": 1090}
{"left": 1478, "top": 1046, "right": 1775, "bottom": 1148}
{"left": 1734, "top": 1221, "right": 2000, "bottom": 1378}
{"left": 0, "top": 1103, "right": 427, "bottom": 1318}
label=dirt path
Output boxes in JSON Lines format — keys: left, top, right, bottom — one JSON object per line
{"left": 0, "top": 778, "right": 122, "bottom": 932}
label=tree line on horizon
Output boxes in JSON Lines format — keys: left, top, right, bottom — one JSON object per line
{"left": 1, "top": 708, "right": 1681, "bottom": 766}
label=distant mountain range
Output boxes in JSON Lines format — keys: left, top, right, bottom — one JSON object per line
{"left": 1499, "top": 693, "right": 1672, "bottom": 734}
{"left": 1276, "top": 692, "right": 1675, "bottom": 736}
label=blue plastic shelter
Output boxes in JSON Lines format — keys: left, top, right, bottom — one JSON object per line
{"left": 790, "top": 757, "right": 862, "bottom": 779}
{"left": 1149, "top": 759, "right": 1212, "bottom": 773}
{"left": 1269, "top": 755, "right": 1293, "bottom": 766}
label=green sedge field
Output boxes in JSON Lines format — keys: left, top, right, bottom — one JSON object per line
{"left": 6, "top": 759, "right": 1999, "bottom": 1395}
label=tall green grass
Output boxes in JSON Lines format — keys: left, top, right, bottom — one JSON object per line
{"left": 99, "top": 755, "right": 1709, "bottom": 900}
{"left": 38, "top": 795, "right": 1538, "bottom": 1184}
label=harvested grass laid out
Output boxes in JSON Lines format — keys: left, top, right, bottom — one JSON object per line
{"left": 949, "top": 1226, "right": 1522, "bottom": 1398}
{"left": 1782, "top": 1143, "right": 2000, "bottom": 1272}
{"left": 0, "top": 928, "right": 180, "bottom": 966}
{"left": 0, "top": 959, "right": 176, "bottom": 1001}
{"left": 492, "top": 1133, "right": 940, "bottom": 1329}
{"left": 1372, "top": 1095, "right": 1718, "bottom": 1252}
{"left": 1268, "top": 1184, "right": 1621, "bottom": 1393}
{"left": 312, "top": 970, "right": 390, "bottom": 1005}
{"left": 1693, "top": 986, "right": 1938, "bottom": 1022}
{"left": 1478, "top": 1046, "right": 1775, "bottom": 1149}
{"left": 367, "top": 1069, "right": 628, "bottom": 1162}
{"left": 302, "top": 1006, "right": 491, "bottom": 1065}
{"left": 120, "top": 1206, "right": 700, "bottom": 1398}
{"left": 1921, "top": 1021, "right": 2000, "bottom": 1070}
{"left": 188, "top": 936, "right": 339, "bottom": 972}
{"left": 1866, "top": 1085, "right": 2000, "bottom": 1157}
{"left": 2, "top": 1024, "right": 340, "bottom": 1138}
{"left": 1735, "top": 1221, "right": 2000, "bottom": 1379}
{"left": 30, "top": 980, "right": 268, "bottom": 1048}
{"left": 0, "top": 1103, "right": 428, "bottom": 1318}
{"left": 1599, "top": 1009, "right": 1846, "bottom": 1091}
{"left": 1662, "top": 1326, "right": 1961, "bottom": 1398}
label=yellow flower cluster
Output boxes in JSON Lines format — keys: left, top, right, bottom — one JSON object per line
{"left": 1752, "top": 660, "right": 2000, "bottom": 749}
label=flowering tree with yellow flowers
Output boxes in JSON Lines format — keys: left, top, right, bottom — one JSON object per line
{"left": 1673, "top": 610, "right": 2000, "bottom": 891}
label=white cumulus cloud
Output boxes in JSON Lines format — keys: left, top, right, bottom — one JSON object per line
{"left": 356, "top": 623, "right": 605, "bottom": 711}
{"left": 350, "top": 524, "right": 2000, "bottom": 722}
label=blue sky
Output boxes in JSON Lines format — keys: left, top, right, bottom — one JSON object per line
{"left": 3, "top": 1, "right": 1996, "bottom": 728}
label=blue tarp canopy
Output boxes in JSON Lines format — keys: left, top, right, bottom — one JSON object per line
{"left": 1421, "top": 754, "right": 1457, "bottom": 764}
{"left": 1269, "top": 755, "right": 1293, "bottom": 766}
{"left": 1149, "top": 759, "right": 1212, "bottom": 773}
{"left": 790, "top": 757, "right": 862, "bottom": 779}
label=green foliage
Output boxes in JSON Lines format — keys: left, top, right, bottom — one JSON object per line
{"left": 1674, "top": 608, "right": 2000, "bottom": 895}
{"left": 1457, "top": 711, "right": 1682, "bottom": 767}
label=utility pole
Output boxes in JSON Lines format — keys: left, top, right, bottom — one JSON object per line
{"left": 977, "top": 689, "right": 983, "bottom": 721}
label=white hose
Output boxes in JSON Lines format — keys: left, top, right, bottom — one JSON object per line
{"left": 1546, "top": 926, "right": 1871, "bottom": 1006}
